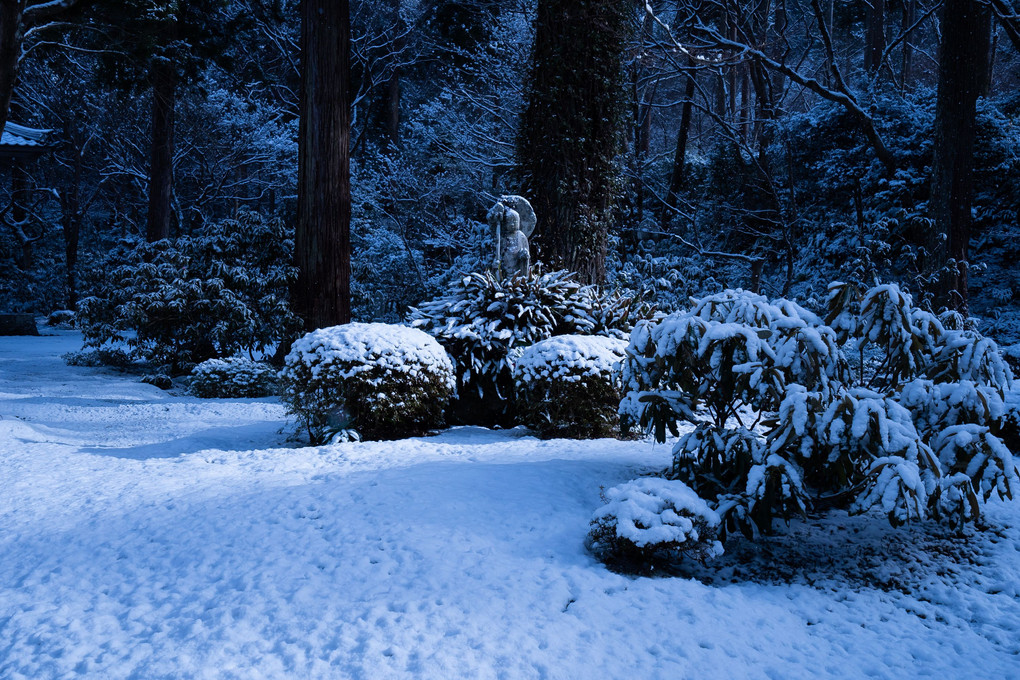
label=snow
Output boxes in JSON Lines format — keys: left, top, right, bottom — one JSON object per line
{"left": 3, "top": 331, "right": 1020, "bottom": 678}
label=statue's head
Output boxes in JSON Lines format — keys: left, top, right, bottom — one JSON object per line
{"left": 502, "top": 206, "right": 521, "bottom": 235}
{"left": 487, "top": 199, "right": 521, "bottom": 237}
{"left": 499, "top": 195, "right": 536, "bottom": 238}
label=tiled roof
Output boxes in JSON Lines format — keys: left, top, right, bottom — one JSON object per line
{"left": 1, "top": 122, "right": 51, "bottom": 147}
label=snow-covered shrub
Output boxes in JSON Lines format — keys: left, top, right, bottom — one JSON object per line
{"left": 77, "top": 212, "right": 298, "bottom": 374}
{"left": 141, "top": 374, "right": 173, "bottom": 390}
{"left": 928, "top": 329, "right": 1013, "bottom": 392}
{"left": 62, "top": 347, "right": 133, "bottom": 369}
{"left": 281, "top": 323, "right": 455, "bottom": 443}
{"left": 587, "top": 477, "right": 724, "bottom": 571}
{"left": 514, "top": 335, "right": 627, "bottom": 438}
{"left": 930, "top": 426, "right": 1015, "bottom": 526}
{"left": 621, "top": 283, "right": 1019, "bottom": 539}
{"left": 999, "top": 389, "right": 1020, "bottom": 453}
{"left": 409, "top": 269, "right": 649, "bottom": 426}
{"left": 1001, "top": 343, "right": 1020, "bottom": 376}
{"left": 190, "top": 357, "right": 278, "bottom": 399}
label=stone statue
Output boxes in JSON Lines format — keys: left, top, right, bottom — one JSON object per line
{"left": 486, "top": 195, "right": 536, "bottom": 278}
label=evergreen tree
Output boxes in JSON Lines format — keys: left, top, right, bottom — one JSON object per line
{"left": 81, "top": 1, "right": 243, "bottom": 241}
{"left": 515, "top": 0, "right": 629, "bottom": 284}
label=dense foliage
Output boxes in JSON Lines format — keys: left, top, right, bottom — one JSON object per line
{"left": 4, "top": 2, "right": 1020, "bottom": 349}
{"left": 77, "top": 212, "right": 297, "bottom": 374}
{"left": 409, "top": 269, "right": 649, "bottom": 426}
{"left": 514, "top": 334, "right": 628, "bottom": 438}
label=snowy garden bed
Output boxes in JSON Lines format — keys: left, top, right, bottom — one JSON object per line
{"left": 1, "top": 331, "right": 1019, "bottom": 679}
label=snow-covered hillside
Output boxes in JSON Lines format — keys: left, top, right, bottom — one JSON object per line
{"left": 1, "top": 332, "right": 1018, "bottom": 679}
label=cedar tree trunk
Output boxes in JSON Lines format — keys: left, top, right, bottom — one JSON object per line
{"left": 662, "top": 62, "right": 696, "bottom": 230}
{"left": 516, "top": 0, "right": 628, "bottom": 284}
{"left": 294, "top": 0, "right": 352, "bottom": 330}
{"left": 929, "top": 0, "right": 992, "bottom": 312}
{"left": 146, "top": 57, "right": 176, "bottom": 242}
{"left": 0, "top": 0, "right": 24, "bottom": 135}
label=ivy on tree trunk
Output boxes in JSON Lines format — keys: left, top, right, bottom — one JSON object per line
{"left": 516, "top": 0, "right": 629, "bottom": 285}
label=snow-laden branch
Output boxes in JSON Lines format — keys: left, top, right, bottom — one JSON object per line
{"left": 23, "top": 0, "right": 80, "bottom": 27}
{"left": 989, "top": 0, "right": 1020, "bottom": 53}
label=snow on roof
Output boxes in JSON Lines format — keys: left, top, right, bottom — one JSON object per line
{"left": 1, "top": 122, "right": 51, "bottom": 147}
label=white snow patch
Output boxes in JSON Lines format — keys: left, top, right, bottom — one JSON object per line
{"left": 1, "top": 332, "right": 1020, "bottom": 679}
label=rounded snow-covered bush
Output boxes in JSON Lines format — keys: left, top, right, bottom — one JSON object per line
{"left": 587, "top": 477, "right": 723, "bottom": 572}
{"left": 190, "top": 357, "right": 278, "bottom": 398}
{"left": 281, "top": 323, "right": 455, "bottom": 443}
{"left": 514, "top": 334, "right": 627, "bottom": 438}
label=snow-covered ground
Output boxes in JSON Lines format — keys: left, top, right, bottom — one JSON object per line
{"left": 2, "top": 331, "right": 1019, "bottom": 679}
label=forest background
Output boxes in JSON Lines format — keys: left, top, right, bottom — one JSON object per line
{"left": 2, "top": 0, "right": 1019, "bottom": 345}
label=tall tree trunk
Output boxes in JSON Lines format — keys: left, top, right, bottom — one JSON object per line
{"left": 10, "top": 163, "right": 31, "bottom": 270}
{"left": 385, "top": 68, "right": 400, "bottom": 149}
{"left": 901, "top": 0, "right": 915, "bottom": 88}
{"left": 295, "top": 0, "right": 352, "bottom": 330}
{"left": 516, "top": 0, "right": 628, "bottom": 284}
{"left": 984, "top": 28, "right": 998, "bottom": 97}
{"left": 62, "top": 147, "right": 82, "bottom": 309}
{"left": 0, "top": 0, "right": 24, "bottom": 135}
{"left": 929, "top": 0, "right": 992, "bottom": 312}
{"left": 146, "top": 57, "right": 176, "bottom": 242}
{"left": 383, "top": 0, "right": 402, "bottom": 150}
{"left": 631, "top": 64, "right": 653, "bottom": 231}
{"left": 662, "top": 61, "right": 696, "bottom": 230}
{"left": 739, "top": 64, "right": 751, "bottom": 143}
{"left": 864, "top": 0, "right": 886, "bottom": 73}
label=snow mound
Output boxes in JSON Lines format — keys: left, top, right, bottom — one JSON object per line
{"left": 514, "top": 334, "right": 627, "bottom": 384}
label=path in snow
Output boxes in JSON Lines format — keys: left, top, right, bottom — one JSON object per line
{"left": 1, "top": 332, "right": 1019, "bottom": 679}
